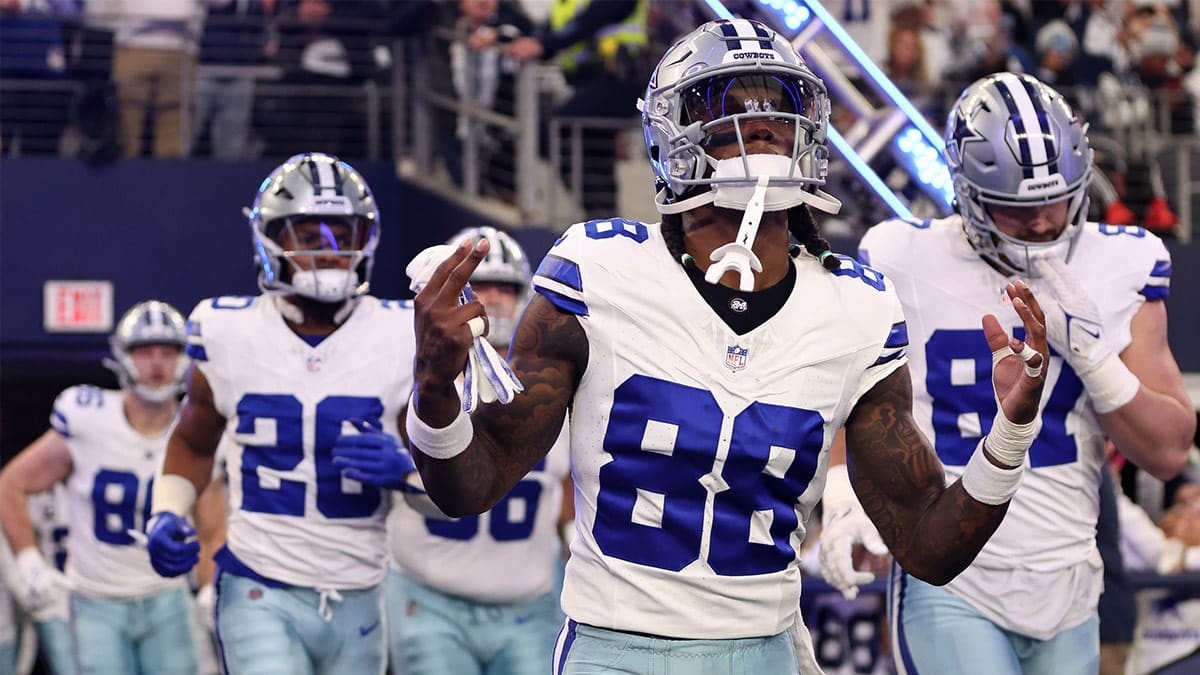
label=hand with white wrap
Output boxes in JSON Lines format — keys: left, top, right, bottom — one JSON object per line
{"left": 1030, "top": 255, "right": 1139, "bottom": 413}
{"left": 407, "top": 243, "right": 524, "bottom": 413}
{"left": 14, "top": 547, "right": 70, "bottom": 616}
{"left": 819, "top": 465, "right": 889, "bottom": 600}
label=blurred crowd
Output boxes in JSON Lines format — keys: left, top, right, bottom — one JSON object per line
{"left": 0, "top": 0, "right": 1197, "bottom": 227}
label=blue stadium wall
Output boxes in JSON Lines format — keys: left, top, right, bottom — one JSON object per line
{"left": 2, "top": 158, "right": 1197, "bottom": 457}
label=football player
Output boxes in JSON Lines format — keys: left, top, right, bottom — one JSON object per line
{"left": 0, "top": 301, "right": 199, "bottom": 674}
{"left": 408, "top": 20, "right": 1050, "bottom": 674}
{"left": 823, "top": 73, "right": 1194, "bottom": 674}
{"left": 388, "top": 226, "right": 574, "bottom": 675}
{"left": 146, "top": 152, "right": 423, "bottom": 675}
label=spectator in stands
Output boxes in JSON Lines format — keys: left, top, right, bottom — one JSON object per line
{"left": 1035, "top": 18, "right": 1080, "bottom": 88}
{"left": 190, "top": 0, "right": 275, "bottom": 159}
{"left": 444, "top": 0, "right": 532, "bottom": 200}
{"left": 883, "top": 22, "right": 940, "bottom": 120}
{"left": 945, "top": 0, "right": 1035, "bottom": 85}
{"left": 108, "top": 0, "right": 212, "bottom": 158}
{"left": 0, "top": 0, "right": 78, "bottom": 156}
{"left": 261, "top": 0, "right": 381, "bottom": 158}
{"left": 503, "top": 0, "right": 648, "bottom": 219}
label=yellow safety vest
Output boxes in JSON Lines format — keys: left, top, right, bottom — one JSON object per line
{"left": 549, "top": 0, "right": 648, "bottom": 74}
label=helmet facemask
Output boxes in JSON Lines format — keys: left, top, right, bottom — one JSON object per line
{"left": 261, "top": 215, "right": 377, "bottom": 303}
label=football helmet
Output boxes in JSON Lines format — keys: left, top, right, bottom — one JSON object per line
{"left": 944, "top": 73, "right": 1093, "bottom": 275}
{"left": 246, "top": 153, "right": 380, "bottom": 303}
{"left": 641, "top": 18, "right": 840, "bottom": 215}
{"left": 447, "top": 226, "right": 531, "bottom": 347}
{"left": 104, "top": 301, "right": 188, "bottom": 403}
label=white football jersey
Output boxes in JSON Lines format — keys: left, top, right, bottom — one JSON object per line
{"left": 531, "top": 219, "right": 909, "bottom": 641}
{"left": 389, "top": 423, "right": 570, "bottom": 604}
{"left": 860, "top": 216, "right": 1171, "bottom": 638}
{"left": 50, "top": 385, "right": 184, "bottom": 598}
{"left": 186, "top": 295, "right": 415, "bottom": 589}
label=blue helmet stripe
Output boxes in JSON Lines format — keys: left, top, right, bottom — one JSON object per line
{"left": 992, "top": 79, "right": 1035, "bottom": 179}
{"left": 1018, "top": 77, "right": 1058, "bottom": 176}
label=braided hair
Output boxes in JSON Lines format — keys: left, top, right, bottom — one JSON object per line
{"left": 661, "top": 204, "right": 840, "bottom": 271}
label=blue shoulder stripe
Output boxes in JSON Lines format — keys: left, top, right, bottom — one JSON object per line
{"left": 857, "top": 249, "right": 871, "bottom": 266}
{"left": 186, "top": 344, "right": 209, "bottom": 361}
{"left": 1150, "top": 260, "right": 1172, "bottom": 278}
{"left": 871, "top": 349, "right": 906, "bottom": 368}
{"left": 1140, "top": 285, "right": 1169, "bottom": 300}
{"left": 536, "top": 254, "right": 583, "bottom": 291}
{"left": 535, "top": 287, "right": 588, "bottom": 317}
{"left": 885, "top": 321, "right": 909, "bottom": 348}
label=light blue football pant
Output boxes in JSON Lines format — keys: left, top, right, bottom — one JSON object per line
{"left": 39, "top": 618, "right": 77, "bottom": 675}
{"left": 386, "top": 567, "right": 562, "bottom": 675}
{"left": 552, "top": 619, "right": 798, "bottom": 674}
{"left": 69, "top": 586, "right": 197, "bottom": 675}
{"left": 890, "top": 569, "right": 1099, "bottom": 675}
{"left": 0, "top": 638, "right": 16, "bottom": 675}
{"left": 214, "top": 570, "right": 386, "bottom": 675}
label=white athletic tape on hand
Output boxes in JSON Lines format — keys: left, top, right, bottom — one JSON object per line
{"left": 467, "top": 316, "right": 485, "bottom": 339}
{"left": 1016, "top": 343, "right": 1042, "bottom": 378}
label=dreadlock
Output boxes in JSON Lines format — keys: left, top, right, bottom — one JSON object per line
{"left": 788, "top": 203, "right": 840, "bottom": 270}
{"left": 660, "top": 205, "right": 839, "bottom": 271}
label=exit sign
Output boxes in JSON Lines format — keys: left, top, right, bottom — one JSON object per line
{"left": 43, "top": 280, "right": 114, "bottom": 333}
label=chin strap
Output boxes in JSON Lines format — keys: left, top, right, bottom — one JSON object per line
{"left": 703, "top": 176, "right": 769, "bottom": 292}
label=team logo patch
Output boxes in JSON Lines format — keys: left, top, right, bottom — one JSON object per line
{"left": 729, "top": 298, "right": 748, "bottom": 313}
{"left": 248, "top": 588, "right": 263, "bottom": 600}
{"left": 725, "top": 345, "right": 749, "bottom": 371}
{"left": 306, "top": 355, "right": 322, "bottom": 372}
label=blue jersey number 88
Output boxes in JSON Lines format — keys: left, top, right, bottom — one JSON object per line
{"left": 593, "top": 375, "right": 824, "bottom": 576}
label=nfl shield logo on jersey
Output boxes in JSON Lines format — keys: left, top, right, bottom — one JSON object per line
{"left": 725, "top": 345, "right": 749, "bottom": 371}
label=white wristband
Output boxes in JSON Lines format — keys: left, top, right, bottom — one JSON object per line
{"left": 1080, "top": 352, "right": 1140, "bottom": 414}
{"left": 985, "top": 408, "right": 1038, "bottom": 468}
{"left": 405, "top": 395, "right": 474, "bottom": 460}
{"left": 960, "top": 438, "right": 1025, "bottom": 505}
{"left": 151, "top": 473, "right": 198, "bottom": 517}
{"left": 822, "top": 464, "right": 856, "bottom": 521}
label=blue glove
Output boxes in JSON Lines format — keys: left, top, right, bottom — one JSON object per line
{"left": 332, "top": 419, "right": 419, "bottom": 491}
{"left": 145, "top": 512, "right": 200, "bottom": 578}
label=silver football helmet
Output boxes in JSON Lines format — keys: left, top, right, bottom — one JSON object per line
{"left": 641, "top": 18, "right": 840, "bottom": 215}
{"left": 104, "top": 300, "right": 188, "bottom": 403}
{"left": 945, "top": 73, "right": 1093, "bottom": 275}
{"left": 246, "top": 153, "right": 380, "bottom": 303}
{"left": 447, "top": 226, "right": 531, "bottom": 347}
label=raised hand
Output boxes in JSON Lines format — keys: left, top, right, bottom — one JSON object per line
{"left": 410, "top": 239, "right": 491, "bottom": 424}
{"left": 983, "top": 279, "right": 1048, "bottom": 426}
{"left": 145, "top": 512, "right": 200, "bottom": 578}
{"left": 331, "top": 418, "right": 418, "bottom": 491}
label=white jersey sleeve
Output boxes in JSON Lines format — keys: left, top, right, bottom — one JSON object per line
{"left": 388, "top": 422, "right": 570, "bottom": 604}
{"left": 54, "top": 385, "right": 184, "bottom": 598}
{"left": 859, "top": 217, "right": 1171, "bottom": 639}
{"left": 532, "top": 219, "right": 907, "bottom": 642}
{"left": 187, "top": 295, "right": 415, "bottom": 590}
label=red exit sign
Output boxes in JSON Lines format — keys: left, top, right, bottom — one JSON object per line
{"left": 43, "top": 280, "right": 114, "bottom": 333}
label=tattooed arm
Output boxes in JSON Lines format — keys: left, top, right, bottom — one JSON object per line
{"left": 843, "top": 282, "right": 1048, "bottom": 585}
{"left": 843, "top": 365, "right": 1008, "bottom": 585}
{"left": 412, "top": 267, "right": 587, "bottom": 517}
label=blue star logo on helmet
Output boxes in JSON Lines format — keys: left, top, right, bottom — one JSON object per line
{"left": 950, "top": 109, "right": 983, "bottom": 163}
